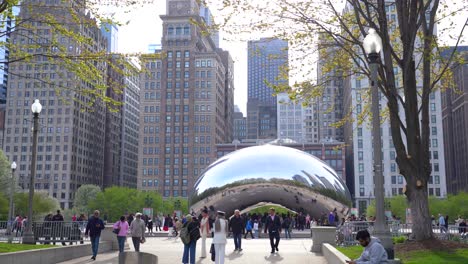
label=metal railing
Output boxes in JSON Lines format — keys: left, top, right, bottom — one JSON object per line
{"left": 336, "top": 221, "right": 468, "bottom": 246}
{"left": 0, "top": 221, "right": 88, "bottom": 244}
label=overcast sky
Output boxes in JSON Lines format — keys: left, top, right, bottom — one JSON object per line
{"left": 111, "top": 0, "right": 467, "bottom": 115}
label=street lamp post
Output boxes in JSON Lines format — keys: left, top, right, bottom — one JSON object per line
{"left": 7, "top": 161, "right": 17, "bottom": 243}
{"left": 363, "top": 28, "right": 394, "bottom": 259}
{"left": 22, "top": 99, "right": 42, "bottom": 244}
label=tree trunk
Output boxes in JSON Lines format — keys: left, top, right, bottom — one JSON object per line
{"left": 406, "top": 178, "right": 433, "bottom": 240}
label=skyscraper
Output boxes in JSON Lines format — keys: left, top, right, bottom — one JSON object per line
{"left": 233, "top": 105, "right": 247, "bottom": 142}
{"left": 138, "top": 0, "right": 234, "bottom": 197}
{"left": 3, "top": 0, "right": 108, "bottom": 209}
{"left": 247, "top": 38, "right": 288, "bottom": 139}
{"left": 441, "top": 46, "right": 468, "bottom": 194}
{"left": 100, "top": 22, "right": 119, "bottom": 53}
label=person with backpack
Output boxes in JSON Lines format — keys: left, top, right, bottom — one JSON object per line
{"left": 181, "top": 214, "right": 200, "bottom": 264}
{"left": 212, "top": 211, "right": 228, "bottom": 264}
{"left": 282, "top": 215, "right": 291, "bottom": 239}
{"left": 113, "top": 216, "right": 129, "bottom": 253}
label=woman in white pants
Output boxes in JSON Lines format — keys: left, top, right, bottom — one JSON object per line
{"left": 212, "top": 211, "right": 228, "bottom": 264}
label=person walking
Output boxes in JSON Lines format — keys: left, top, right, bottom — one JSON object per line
{"left": 182, "top": 214, "right": 200, "bottom": 264}
{"left": 253, "top": 219, "right": 259, "bottom": 239}
{"left": 155, "top": 215, "right": 162, "bottom": 231}
{"left": 264, "top": 208, "right": 281, "bottom": 254}
{"left": 130, "top": 213, "right": 146, "bottom": 252}
{"left": 85, "top": 210, "right": 105, "bottom": 261}
{"left": 244, "top": 218, "right": 254, "bottom": 239}
{"left": 147, "top": 218, "right": 153, "bottom": 234}
{"left": 229, "top": 209, "right": 244, "bottom": 252}
{"left": 200, "top": 209, "right": 211, "bottom": 258}
{"left": 212, "top": 211, "right": 228, "bottom": 264}
{"left": 282, "top": 215, "right": 291, "bottom": 239}
{"left": 113, "top": 216, "right": 129, "bottom": 253}
{"left": 438, "top": 214, "right": 446, "bottom": 233}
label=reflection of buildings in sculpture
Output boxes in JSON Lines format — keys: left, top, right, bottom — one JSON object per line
{"left": 190, "top": 144, "right": 351, "bottom": 219}
{"left": 216, "top": 139, "right": 347, "bottom": 184}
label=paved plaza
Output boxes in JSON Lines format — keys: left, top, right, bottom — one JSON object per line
{"left": 59, "top": 237, "right": 326, "bottom": 264}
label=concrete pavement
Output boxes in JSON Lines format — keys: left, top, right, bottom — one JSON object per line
{"left": 59, "top": 237, "right": 327, "bottom": 264}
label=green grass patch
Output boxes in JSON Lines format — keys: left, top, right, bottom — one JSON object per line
{"left": 0, "top": 243, "right": 56, "bottom": 253}
{"left": 336, "top": 245, "right": 468, "bottom": 264}
{"left": 399, "top": 249, "right": 468, "bottom": 264}
{"left": 336, "top": 245, "right": 361, "bottom": 260}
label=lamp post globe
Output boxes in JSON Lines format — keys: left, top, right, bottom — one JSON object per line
{"left": 11, "top": 161, "right": 17, "bottom": 170}
{"left": 363, "top": 28, "right": 382, "bottom": 55}
{"left": 31, "top": 99, "right": 42, "bottom": 114}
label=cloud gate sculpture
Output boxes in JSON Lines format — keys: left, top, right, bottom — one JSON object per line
{"left": 190, "top": 145, "right": 352, "bottom": 219}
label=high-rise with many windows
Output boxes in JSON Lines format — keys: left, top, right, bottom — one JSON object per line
{"left": 137, "top": 0, "right": 234, "bottom": 197}
{"left": 247, "top": 38, "right": 288, "bottom": 139}
{"left": 3, "top": 0, "right": 108, "bottom": 209}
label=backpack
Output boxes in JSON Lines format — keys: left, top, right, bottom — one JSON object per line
{"left": 180, "top": 224, "right": 191, "bottom": 245}
{"left": 190, "top": 225, "right": 201, "bottom": 241}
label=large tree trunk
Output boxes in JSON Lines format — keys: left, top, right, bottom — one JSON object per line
{"left": 406, "top": 179, "right": 433, "bottom": 240}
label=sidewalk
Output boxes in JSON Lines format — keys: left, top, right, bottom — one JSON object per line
{"left": 59, "top": 237, "right": 327, "bottom": 264}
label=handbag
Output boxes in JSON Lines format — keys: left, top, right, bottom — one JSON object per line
{"left": 210, "top": 243, "right": 215, "bottom": 261}
{"left": 113, "top": 221, "right": 121, "bottom": 234}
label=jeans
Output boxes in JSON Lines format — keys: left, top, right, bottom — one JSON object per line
{"left": 90, "top": 236, "right": 100, "bottom": 257}
{"left": 233, "top": 232, "right": 242, "bottom": 250}
{"left": 117, "top": 236, "right": 126, "bottom": 252}
{"left": 284, "top": 229, "right": 291, "bottom": 239}
{"left": 244, "top": 230, "right": 254, "bottom": 239}
{"left": 254, "top": 229, "right": 259, "bottom": 238}
{"left": 132, "top": 237, "right": 141, "bottom": 252}
{"left": 182, "top": 240, "right": 196, "bottom": 264}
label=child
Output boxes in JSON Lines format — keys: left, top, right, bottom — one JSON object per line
{"left": 253, "top": 219, "right": 259, "bottom": 238}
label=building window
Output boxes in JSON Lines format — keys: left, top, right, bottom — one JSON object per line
{"left": 435, "top": 188, "right": 441, "bottom": 197}
{"left": 359, "top": 175, "right": 364, "bottom": 185}
{"left": 358, "top": 163, "right": 364, "bottom": 172}
{"left": 359, "top": 187, "right": 365, "bottom": 196}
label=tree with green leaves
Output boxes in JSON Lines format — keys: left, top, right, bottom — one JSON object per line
{"left": 0, "top": 149, "right": 13, "bottom": 195}
{"left": 213, "top": 0, "right": 467, "bottom": 240}
{"left": 13, "top": 191, "right": 59, "bottom": 220}
{"left": 73, "top": 184, "right": 101, "bottom": 216}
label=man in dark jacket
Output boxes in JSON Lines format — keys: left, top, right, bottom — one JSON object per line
{"left": 229, "top": 209, "right": 244, "bottom": 251}
{"left": 85, "top": 210, "right": 105, "bottom": 260}
{"left": 264, "top": 208, "right": 282, "bottom": 254}
{"left": 52, "top": 210, "right": 66, "bottom": 245}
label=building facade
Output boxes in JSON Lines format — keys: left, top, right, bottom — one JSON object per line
{"left": 247, "top": 38, "right": 288, "bottom": 140}
{"left": 137, "top": 0, "right": 234, "bottom": 197}
{"left": 233, "top": 106, "right": 247, "bottom": 142}
{"left": 442, "top": 46, "right": 468, "bottom": 194}
{"left": 3, "top": 0, "right": 108, "bottom": 209}
{"left": 100, "top": 22, "right": 119, "bottom": 53}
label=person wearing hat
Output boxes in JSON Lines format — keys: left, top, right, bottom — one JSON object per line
{"left": 182, "top": 214, "right": 200, "bottom": 264}
{"left": 212, "top": 211, "right": 229, "bottom": 264}
{"left": 130, "top": 212, "right": 146, "bottom": 252}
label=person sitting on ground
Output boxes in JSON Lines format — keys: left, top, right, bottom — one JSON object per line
{"left": 346, "top": 230, "right": 388, "bottom": 264}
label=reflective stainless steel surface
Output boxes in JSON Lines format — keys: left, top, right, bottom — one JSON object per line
{"left": 190, "top": 145, "right": 352, "bottom": 219}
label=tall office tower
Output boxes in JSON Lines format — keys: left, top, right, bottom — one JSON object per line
{"left": 316, "top": 38, "right": 344, "bottom": 143}
{"left": 199, "top": 5, "right": 219, "bottom": 48}
{"left": 3, "top": 0, "right": 107, "bottom": 209}
{"left": 233, "top": 106, "right": 247, "bottom": 142}
{"left": 247, "top": 38, "right": 288, "bottom": 139}
{"left": 100, "top": 22, "right": 119, "bottom": 53}
{"left": 218, "top": 49, "right": 234, "bottom": 143}
{"left": 103, "top": 56, "right": 140, "bottom": 188}
{"left": 0, "top": 7, "right": 18, "bottom": 104}
{"left": 343, "top": 2, "right": 446, "bottom": 214}
{"left": 137, "top": 0, "right": 233, "bottom": 197}
{"left": 442, "top": 46, "right": 468, "bottom": 194}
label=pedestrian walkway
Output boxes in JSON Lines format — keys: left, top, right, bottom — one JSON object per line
{"left": 59, "top": 237, "right": 327, "bottom": 264}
